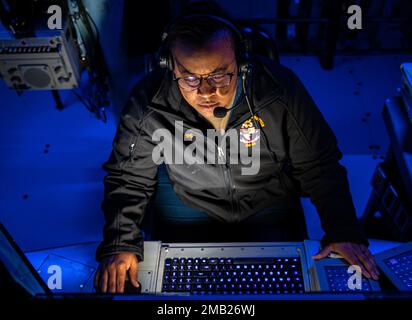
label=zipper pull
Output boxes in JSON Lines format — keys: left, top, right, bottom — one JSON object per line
{"left": 218, "top": 146, "right": 226, "bottom": 162}
{"left": 129, "top": 143, "right": 135, "bottom": 160}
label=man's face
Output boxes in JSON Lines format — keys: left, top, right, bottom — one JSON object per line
{"left": 172, "top": 34, "right": 238, "bottom": 121}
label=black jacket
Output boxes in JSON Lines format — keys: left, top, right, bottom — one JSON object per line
{"left": 96, "top": 56, "right": 367, "bottom": 262}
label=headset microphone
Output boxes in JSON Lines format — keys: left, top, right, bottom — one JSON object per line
{"left": 213, "top": 72, "right": 248, "bottom": 119}
{"left": 213, "top": 103, "right": 241, "bottom": 118}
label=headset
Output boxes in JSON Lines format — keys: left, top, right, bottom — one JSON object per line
{"left": 158, "top": 14, "right": 251, "bottom": 76}
{"left": 158, "top": 14, "right": 256, "bottom": 118}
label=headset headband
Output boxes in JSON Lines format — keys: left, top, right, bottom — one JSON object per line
{"left": 159, "top": 14, "right": 251, "bottom": 74}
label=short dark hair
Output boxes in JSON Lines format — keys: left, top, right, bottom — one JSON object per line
{"left": 166, "top": 1, "right": 240, "bottom": 55}
{"left": 167, "top": 15, "right": 239, "bottom": 52}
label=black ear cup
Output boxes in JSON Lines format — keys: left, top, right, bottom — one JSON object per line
{"left": 158, "top": 51, "right": 173, "bottom": 71}
{"left": 158, "top": 31, "right": 173, "bottom": 71}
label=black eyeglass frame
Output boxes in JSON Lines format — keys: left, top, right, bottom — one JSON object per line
{"left": 173, "top": 72, "right": 236, "bottom": 91}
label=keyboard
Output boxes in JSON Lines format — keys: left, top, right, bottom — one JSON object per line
{"left": 375, "top": 241, "right": 412, "bottom": 291}
{"left": 324, "top": 266, "right": 375, "bottom": 292}
{"left": 311, "top": 258, "right": 381, "bottom": 292}
{"left": 161, "top": 256, "right": 305, "bottom": 294}
{"left": 383, "top": 251, "right": 412, "bottom": 289}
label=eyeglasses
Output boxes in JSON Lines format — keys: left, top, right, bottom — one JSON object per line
{"left": 173, "top": 72, "right": 235, "bottom": 91}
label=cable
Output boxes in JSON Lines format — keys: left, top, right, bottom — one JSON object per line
{"left": 67, "top": 0, "right": 109, "bottom": 122}
{"left": 72, "top": 89, "right": 107, "bottom": 122}
{"left": 72, "top": 90, "right": 95, "bottom": 112}
{"left": 242, "top": 65, "right": 292, "bottom": 193}
{"left": 242, "top": 69, "right": 279, "bottom": 163}
{"left": 83, "top": 8, "right": 99, "bottom": 43}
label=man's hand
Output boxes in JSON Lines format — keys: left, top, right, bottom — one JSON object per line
{"left": 94, "top": 253, "right": 139, "bottom": 293}
{"left": 313, "top": 242, "right": 380, "bottom": 280}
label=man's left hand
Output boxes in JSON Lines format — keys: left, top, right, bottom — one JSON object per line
{"left": 313, "top": 242, "right": 380, "bottom": 280}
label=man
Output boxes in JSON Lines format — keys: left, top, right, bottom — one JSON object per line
{"left": 94, "top": 14, "right": 379, "bottom": 293}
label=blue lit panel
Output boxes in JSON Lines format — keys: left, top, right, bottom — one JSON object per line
{"left": 37, "top": 254, "right": 95, "bottom": 293}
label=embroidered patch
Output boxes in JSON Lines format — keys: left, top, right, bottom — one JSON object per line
{"left": 239, "top": 115, "right": 265, "bottom": 147}
{"left": 184, "top": 132, "right": 194, "bottom": 140}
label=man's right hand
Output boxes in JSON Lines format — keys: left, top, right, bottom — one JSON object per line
{"left": 94, "top": 253, "right": 139, "bottom": 293}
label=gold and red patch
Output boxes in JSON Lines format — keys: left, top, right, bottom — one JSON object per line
{"left": 239, "top": 115, "right": 265, "bottom": 147}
